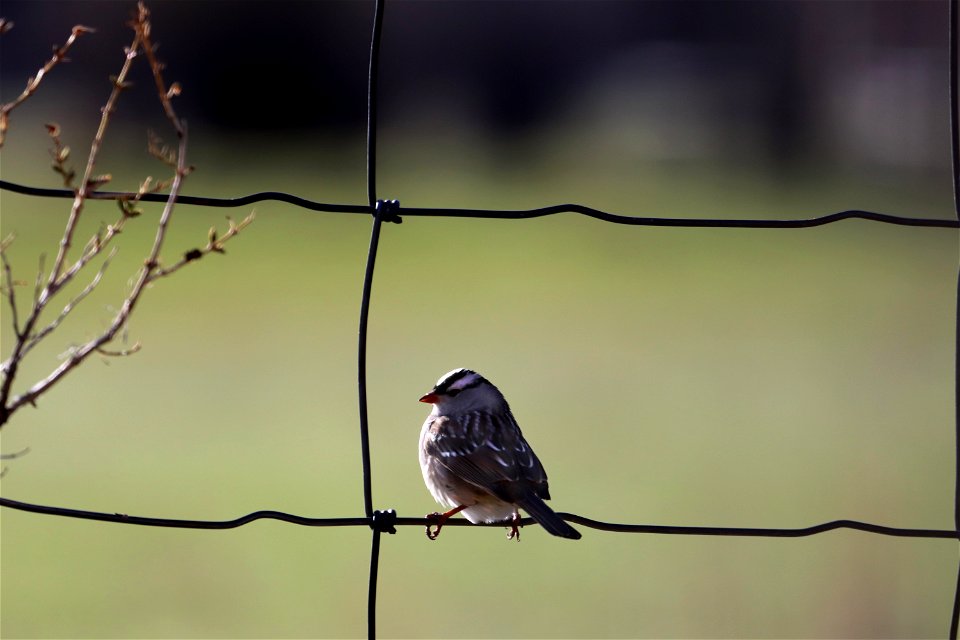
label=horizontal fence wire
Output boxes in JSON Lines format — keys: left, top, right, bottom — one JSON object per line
{"left": 1, "top": 0, "right": 959, "bottom": 638}
{"left": 2, "top": 179, "right": 958, "bottom": 229}
{"left": 1, "top": 496, "right": 957, "bottom": 539}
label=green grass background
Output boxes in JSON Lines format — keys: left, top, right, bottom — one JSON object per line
{"left": 1, "top": 96, "right": 957, "bottom": 638}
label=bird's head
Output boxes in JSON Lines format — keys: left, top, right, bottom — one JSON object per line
{"left": 419, "top": 368, "right": 506, "bottom": 414}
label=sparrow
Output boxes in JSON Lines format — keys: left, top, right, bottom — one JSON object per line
{"left": 418, "top": 368, "right": 581, "bottom": 541}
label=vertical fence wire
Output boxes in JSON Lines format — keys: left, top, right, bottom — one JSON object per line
{"left": 367, "top": 526, "right": 383, "bottom": 640}
{"left": 949, "top": 0, "right": 960, "bottom": 637}
{"left": 359, "top": 0, "right": 386, "bottom": 523}
{"left": 360, "top": 0, "right": 388, "bottom": 638}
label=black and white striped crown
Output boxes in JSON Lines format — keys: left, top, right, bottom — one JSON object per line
{"left": 432, "top": 368, "right": 486, "bottom": 395}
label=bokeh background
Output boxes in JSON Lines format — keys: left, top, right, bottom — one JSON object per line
{"left": 1, "top": 1, "right": 957, "bottom": 638}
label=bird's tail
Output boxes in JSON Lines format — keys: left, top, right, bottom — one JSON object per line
{"left": 516, "top": 494, "right": 581, "bottom": 540}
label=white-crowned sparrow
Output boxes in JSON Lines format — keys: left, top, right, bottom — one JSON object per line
{"left": 418, "top": 368, "right": 581, "bottom": 541}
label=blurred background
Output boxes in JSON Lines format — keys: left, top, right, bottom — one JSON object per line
{"left": 0, "top": 1, "right": 956, "bottom": 638}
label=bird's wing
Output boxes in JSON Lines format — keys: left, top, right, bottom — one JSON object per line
{"left": 424, "top": 411, "right": 550, "bottom": 502}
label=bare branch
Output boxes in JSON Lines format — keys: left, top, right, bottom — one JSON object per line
{"left": 4, "top": 126, "right": 192, "bottom": 420}
{"left": 132, "top": 2, "right": 184, "bottom": 137}
{"left": 42, "top": 0, "right": 187, "bottom": 299}
{"left": 147, "top": 130, "right": 178, "bottom": 168}
{"left": 21, "top": 248, "right": 117, "bottom": 360}
{"left": 152, "top": 212, "right": 256, "bottom": 279}
{"left": 0, "top": 13, "right": 141, "bottom": 426}
{"left": 56, "top": 221, "right": 124, "bottom": 295}
{"left": 0, "top": 446, "right": 29, "bottom": 478}
{"left": 0, "top": 447, "right": 29, "bottom": 460}
{"left": 0, "top": 235, "right": 21, "bottom": 338}
{"left": 55, "top": 171, "right": 173, "bottom": 298}
{"left": 97, "top": 342, "right": 142, "bottom": 358}
{"left": 44, "top": 28, "right": 141, "bottom": 294}
{"left": 0, "top": 23, "right": 140, "bottom": 426}
{"left": 0, "top": 3, "right": 253, "bottom": 428}
{"left": 0, "top": 24, "right": 94, "bottom": 147}
{"left": 32, "top": 254, "right": 45, "bottom": 307}
{"left": 45, "top": 123, "right": 76, "bottom": 188}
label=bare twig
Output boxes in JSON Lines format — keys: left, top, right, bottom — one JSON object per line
{"left": 132, "top": 2, "right": 184, "bottom": 138}
{"left": 0, "top": 15, "right": 145, "bottom": 424}
{"left": 0, "top": 2, "right": 253, "bottom": 429}
{"left": 43, "top": 31, "right": 141, "bottom": 293}
{"left": 0, "top": 447, "right": 29, "bottom": 478}
{"left": 55, "top": 173, "right": 175, "bottom": 297}
{"left": 0, "top": 447, "right": 29, "bottom": 460}
{"left": 0, "top": 234, "right": 21, "bottom": 338}
{"left": 32, "top": 254, "right": 45, "bottom": 307}
{"left": 0, "top": 24, "right": 94, "bottom": 147}
{"left": 97, "top": 342, "right": 142, "bottom": 358}
{"left": 152, "top": 212, "right": 256, "bottom": 279}
{"left": 147, "top": 130, "right": 179, "bottom": 168}
{"left": 45, "top": 123, "right": 76, "bottom": 188}
{"left": 21, "top": 248, "right": 118, "bottom": 360}
{"left": 3, "top": 128, "right": 191, "bottom": 419}
{"left": 0, "top": 25, "right": 140, "bottom": 425}
{"left": 42, "top": 2, "right": 185, "bottom": 301}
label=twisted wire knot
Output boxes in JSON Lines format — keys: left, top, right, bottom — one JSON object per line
{"left": 375, "top": 199, "right": 401, "bottom": 224}
{"left": 370, "top": 509, "right": 397, "bottom": 534}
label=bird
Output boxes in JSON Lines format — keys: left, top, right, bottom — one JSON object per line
{"left": 418, "top": 368, "right": 581, "bottom": 541}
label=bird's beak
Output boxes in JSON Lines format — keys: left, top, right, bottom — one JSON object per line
{"left": 419, "top": 392, "right": 438, "bottom": 404}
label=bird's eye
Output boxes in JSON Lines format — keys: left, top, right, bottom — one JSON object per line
{"left": 446, "top": 389, "right": 461, "bottom": 397}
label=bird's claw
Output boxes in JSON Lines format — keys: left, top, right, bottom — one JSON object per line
{"left": 425, "top": 512, "right": 444, "bottom": 540}
{"left": 507, "top": 513, "right": 522, "bottom": 541}
{"left": 424, "top": 505, "right": 467, "bottom": 541}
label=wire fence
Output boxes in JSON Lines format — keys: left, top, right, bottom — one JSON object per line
{"left": 1, "top": 0, "right": 959, "bottom": 638}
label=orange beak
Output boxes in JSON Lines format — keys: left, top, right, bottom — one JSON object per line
{"left": 419, "top": 393, "right": 438, "bottom": 404}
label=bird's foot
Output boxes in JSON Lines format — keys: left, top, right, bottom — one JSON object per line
{"left": 425, "top": 512, "right": 445, "bottom": 540}
{"left": 425, "top": 505, "right": 466, "bottom": 541}
{"left": 507, "top": 512, "right": 522, "bottom": 542}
